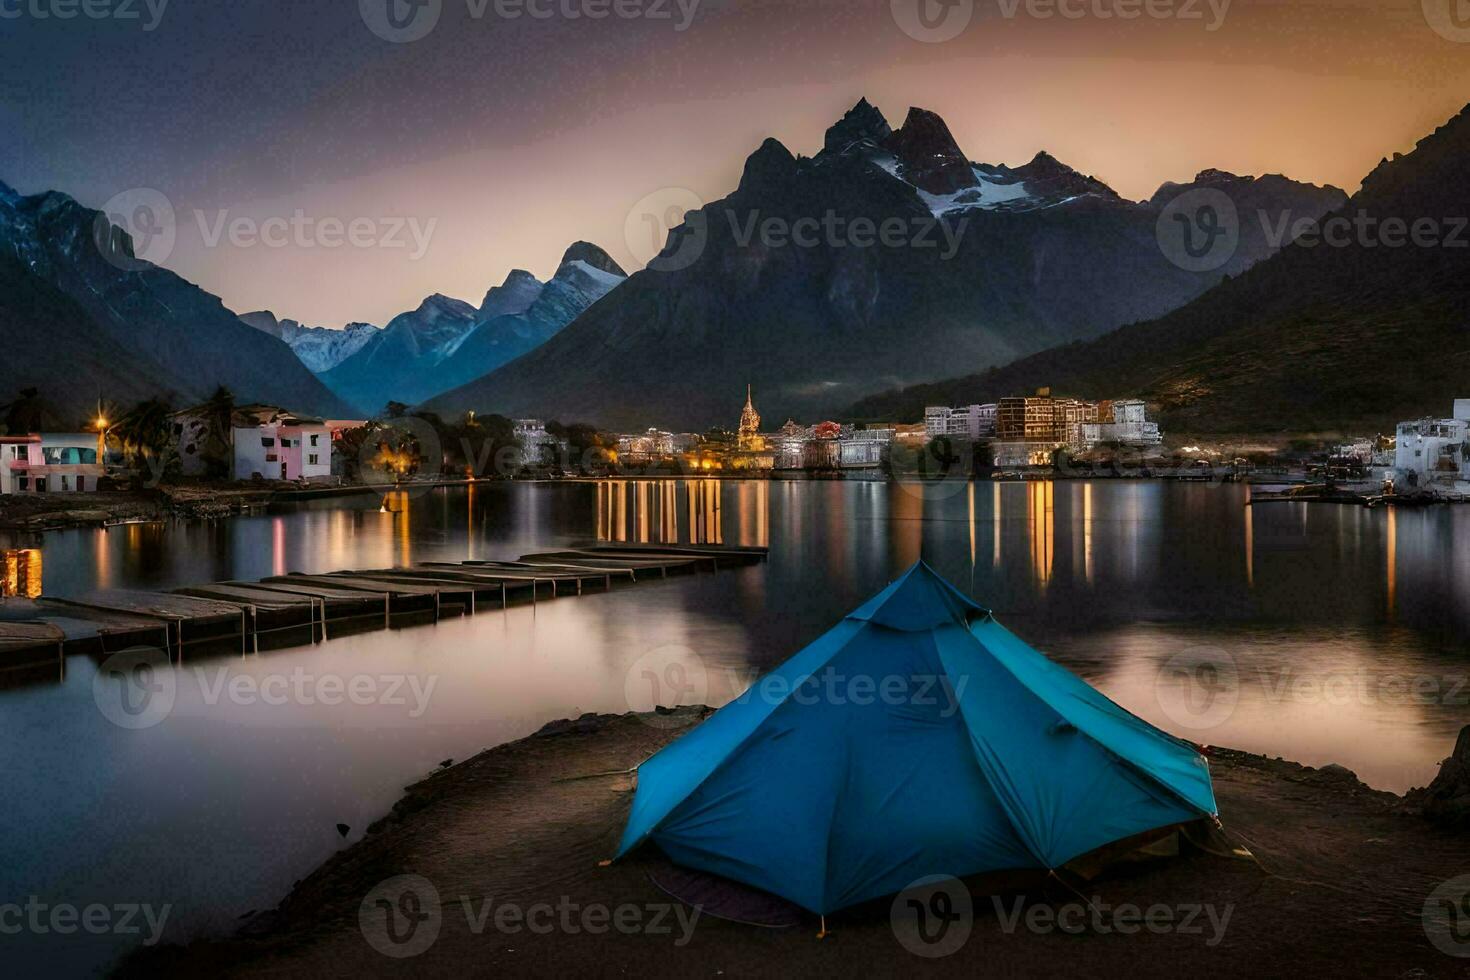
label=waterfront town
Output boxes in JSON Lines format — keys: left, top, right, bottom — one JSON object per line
{"left": 3, "top": 385, "right": 1470, "bottom": 502}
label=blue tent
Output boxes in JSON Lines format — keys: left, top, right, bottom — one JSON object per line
{"left": 616, "top": 561, "right": 1217, "bottom": 915}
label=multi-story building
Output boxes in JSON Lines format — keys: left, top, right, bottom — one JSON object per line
{"left": 616, "top": 429, "right": 700, "bottom": 464}
{"left": 802, "top": 421, "right": 845, "bottom": 469}
{"left": 514, "top": 419, "right": 566, "bottom": 469}
{"left": 991, "top": 390, "right": 1107, "bottom": 465}
{"left": 772, "top": 419, "right": 807, "bottom": 471}
{"left": 173, "top": 404, "right": 332, "bottom": 481}
{"left": 839, "top": 427, "right": 894, "bottom": 468}
{"left": 1, "top": 433, "right": 106, "bottom": 493}
{"left": 1056, "top": 398, "right": 1101, "bottom": 447}
{"left": 996, "top": 396, "right": 1065, "bottom": 443}
{"left": 0, "top": 435, "right": 40, "bottom": 495}
{"left": 1079, "top": 399, "right": 1163, "bottom": 448}
{"left": 1394, "top": 400, "right": 1470, "bottom": 489}
{"left": 924, "top": 404, "right": 997, "bottom": 442}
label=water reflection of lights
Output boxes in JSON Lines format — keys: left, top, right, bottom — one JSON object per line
{"left": 1029, "top": 481, "right": 1054, "bottom": 588}
{"left": 594, "top": 479, "right": 768, "bottom": 547}
{"left": 2, "top": 549, "right": 43, "bottom": 598}
{"left": 1386, "top": 505, "right": 1396, "bottom": 619}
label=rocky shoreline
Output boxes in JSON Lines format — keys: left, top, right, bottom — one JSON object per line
{"left": 0, "top": 487, "right": 279, "bottom": 532}
{"left": 124, "top": 710, "right": 1470, "bottom": 978}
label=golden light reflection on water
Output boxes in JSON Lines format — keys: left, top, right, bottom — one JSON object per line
{"left": 2, "top": 549, "right": 43, "bottom": 598}
{"left": 1028, "top": 481, "right": 1055, "bottom": 589}
{"left": 1244, "top": 490, "right": 1254, "bottom": 588}
{"left": 1386, "top": 505, "right": 1396, "bottom": 619}
{"left": 93, "top": 529, "right": 110, "bottom": 591}
{"left": 967, "top": 483, "right": 975, "bottom": 566}
{"left": 596, "top": 479, "right": 768, "bottom": 547}
{"left": 1083, "top": 483, "right": 1094, "bottom": 586}
{"left": 992, "top": 482, "right": 1001, "bottom": 569}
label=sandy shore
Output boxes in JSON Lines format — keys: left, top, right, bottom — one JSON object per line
{"left": 127, "top": 710, "right": 1470, "bottom": 978}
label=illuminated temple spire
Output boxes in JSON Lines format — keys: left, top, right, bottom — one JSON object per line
{"left": 738, "top": 384, "right": 763, "bottom": 451}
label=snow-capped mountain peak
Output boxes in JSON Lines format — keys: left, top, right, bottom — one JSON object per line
{"left": 238, "top": 311, "right": 381, "bottom": 373}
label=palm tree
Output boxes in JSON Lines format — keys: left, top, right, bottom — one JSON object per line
{"left": 111, "top": 397, "right": 177, "bottom": 481}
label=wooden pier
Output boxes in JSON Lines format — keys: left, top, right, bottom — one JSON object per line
{"left": 0, "top": 545, "right": 767, "bottom": 669}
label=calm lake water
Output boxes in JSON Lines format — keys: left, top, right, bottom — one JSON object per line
{"left": 3, "top": 479, "right": 1468, "bottom": 974}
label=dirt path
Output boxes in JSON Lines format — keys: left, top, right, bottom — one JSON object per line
{"left": 128, "top": 710, "right": 1470, "bottom": 978}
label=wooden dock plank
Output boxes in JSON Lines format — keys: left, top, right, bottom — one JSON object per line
{"left": 175, "top": 584, "right": 312, "bottom": 609}
{"left": 0, "top": 621, "right": 65, "bottom": 655}
{"left": 62, "top": 590, "right": 249, "bottom": 623}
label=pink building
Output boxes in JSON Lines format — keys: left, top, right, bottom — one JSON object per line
{"left": 1, "top": 434, "right": 105, "bottom": 494}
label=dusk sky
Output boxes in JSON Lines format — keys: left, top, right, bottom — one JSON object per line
{"left": 5, "top": 0, "right": 1468, "bottom": 327}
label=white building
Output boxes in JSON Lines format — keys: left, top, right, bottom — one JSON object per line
{"left": 514, "top": 419, "right": 566, "bottom": 468}
{"left": 924, "top": 404, "right": 997, "bottom": 442}
{"left": 1394, "top": 400, "right": 1470, "bottom": 489}
{"left": 1080, "top": 399, "right": 1163, "bottom": 448}
{"left": 616, "top": 429, "right": 698, "bottom": 463}
{"left": 839, "top": 427, "right": 894, "bottom": 468}
{"left": 174, "top": 405, "right": 331, "bottom": 482}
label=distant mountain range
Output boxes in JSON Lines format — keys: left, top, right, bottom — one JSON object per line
{"left": 423, "top": 99, "right": 1345, "bottom": 429}
{"left": 314, "top": 242, "right": 626, "bottom": 415}
{"left": 846, "top": 104, "right": 1470, "bottom": 435}
{"left": 0, "top": 181, "right": 355, "bottom": 424}
{"left": 238, "top": 312, "right": 381, "bottom": 373}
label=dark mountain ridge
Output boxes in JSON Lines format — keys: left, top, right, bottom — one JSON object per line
{"left": 425, "top": 99, "right": 1344, "bottom": 430}
{"left": 845, "top": 105, "right": 1470, "bottom": 434}
{"left": 0, "top": 181, "right": 355, "bottom": 421}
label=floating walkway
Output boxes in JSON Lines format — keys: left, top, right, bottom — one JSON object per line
{"left": 0, "top": 545, "right": 767, "bottom": 671}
